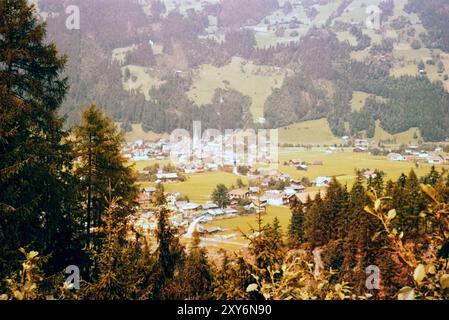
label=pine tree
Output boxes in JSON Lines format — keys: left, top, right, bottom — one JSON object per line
{"left": 288, "top": 198, "right": 305, "bottom": 247}
{"left": 304, "top": 192, "right": 324, "bottom": 248}
{"left": 151, "top": 191, "right": 185, "bottom": 299}
{"left": 421, "top": 165, "right": 441, "bottom": 186}
{"left": 211, "top": 184, "right": 230, "bottom": 209}
{"left": 400, "top": 170, "right": 427, "bottom": 237}
{"left": 73, "top": 104, "right": 138, "bottom": 243}
{"left": 0, "top": 0, "right": 82, "bottom": 283}
{"left": 178, "top": 232, "right": 213, "bottom": 300}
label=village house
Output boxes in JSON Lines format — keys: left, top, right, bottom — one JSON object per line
{"left": 291, "top": 190, "right": 327, "bottom": 205}
{"left": 201, "top": 202, "right": 219, "bottom": 211}
{"left": 197, "top": 225, "right": 222, "bottom": 235}
{"left": 229, "top": 188, "right": 250, "bottom": 200}
{"left": 288, "top": 184, "right": 306, "bottom": 192}
{"left": 261, "top": 190, "right": 287, "bottom": 206}
{"left": 404, "top": 155, "right": 418, "bottom": 162}
{"left": 249, "top": 186, "right": 260, "bottom": 194}
{"left": 244, "top": 200, "right": 267, "bottom": 213}
{"left": 428, "top": 155, "right": 444, "bottom": 165}
{"left": 315, "top": 176, "right": 331, "bottom": 188}
{"left": 387, "top": 153, "right": 405, "bottom": 161}
{"left": 354, "top": 139, "right": 369, "bottom": 151}
{"left": 288, "top": 159, "right": 302, "bottom": 166}
{"left": 224, "top": 207, "right": 239, "bottom": 217}
{"left": 312, "top": 160, "right": 323, "bottom": 166}
{"left": 283, "top": 187, "right": 297, "bottom": 197}
{"left": 155, "top": 172, "right": 179, "bottom": 183}
{"left": 142, "top": 186, "right": 156, "bottom": 195}
{"left": 204, "top": 208, "right": 225, "bottom": 216}
{"left": 179, "top": 202, "right": 201, "bottom": 217}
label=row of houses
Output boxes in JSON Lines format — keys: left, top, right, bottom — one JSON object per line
{"left": 122, "top": 139, "right": 169, "bottom": 161}
{"left": 387, "top": 152, "right": 449, "bottom": 164}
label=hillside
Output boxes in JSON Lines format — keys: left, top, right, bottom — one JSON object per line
{"left": 34, "top": 0, "right": 449, "bottom": 142}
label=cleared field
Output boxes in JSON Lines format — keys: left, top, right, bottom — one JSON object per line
{"left": 121, "top": 65, "right": 164, "bottom": 100}
{"left": 123, "top": 124, "right": 167, "bottom": 143}
{"left": 279, "top": 119, "right": 344, "bottom": 146}
{"left": 440, "top": 53, "right": 449, "bottom": 92}
{"left": 351, "top": 91, "right": 371, "bottom": 111}
{"left": 203, "top": 205, "right": 292, "bottom": 248}
{"left": 187, "top": 57, "right": 285, "bottom": 119}
{"left": 336, "top": 0, "right": 383, "bottom": 24}
{"left": 112, "top": 45, "right": 137, "bottom": 64}
{"left": 373, "top": 121, "right": 421, "bottom": 145}
{"left": 153, "top": 171, "right": 249, "bottom": 203}
{"left": 277, "top": 148, "right": 445, "bottom": 187}
{"left": 313, "top": 0, "right": 343, "bottom": 25}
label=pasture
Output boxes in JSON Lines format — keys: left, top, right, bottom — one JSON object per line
{"left": 278, "top": 119, "right": 344, "bottom": 146}
{"left": 121, "top": 65, "right": 164, "bottom": 100}
{"left": 187, "top": 57, "right": 285, "bottom": 119}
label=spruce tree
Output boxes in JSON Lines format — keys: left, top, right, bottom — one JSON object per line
{"left": 151, "top": 190, "right": 185, "bottom": 299}
{"left": 179, "top": 232, "right": 213, "bottom": 300}
{"left": 288, "top": 198, "right": 305, "bottom": 247}
{"left": 0, "top": 0, "right": 82, "bottom": 283}
{"left": 211, "top": 184, "right": 230, "bottom": 209}
{"left": 73, "top": 104, "right": 138, "bottom": 243}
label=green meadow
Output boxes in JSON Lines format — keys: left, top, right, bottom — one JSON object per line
{"left": 187, "top": 57, "right": 285, "bottom": 119}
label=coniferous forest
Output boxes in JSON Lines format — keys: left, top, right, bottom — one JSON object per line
{"left": 2, "top": 0, "right": 449, "bottom": 303}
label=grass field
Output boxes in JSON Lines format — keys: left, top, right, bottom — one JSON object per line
{"left": 138, "top": 171, "right": 249, "bottom": 203}
{"left": 122, "top": 124, "right": 168, "bottom": 143}
{"left": 373, "top": 121, "right": 421, "bottom": 145}
{"left": 202, "top": 205, "right": 292, "bottom": 249}
{"left": 277, "top": 147, "right": 445, "bottom": 187}
{"left": 351, "top": 91, "right": 371, "bottom": 112}
{"left": 132, "top": 145, "right": 445, "bottom": 205}
{"left": 121, "top": 65, "right": 164, "bottom": 100}
{"left": 279, "top": 119, "right": 344, "bottom": 146}
{"left": 336, "top": 0, "right": 383, "bottom": 24}
{"left": 187, "top": 57, "right": 285, "bottom": 119}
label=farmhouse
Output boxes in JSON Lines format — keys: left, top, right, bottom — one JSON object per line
{"left": 428, "top": 156, "right": 444, "bottom": 165}
{"left": 197, "top": 225, "right": 222, "bottom": 235}
{"left": 289, "top": 184, "right": 306, "bottom": 192}
{"left": 201, "top": 202, "right": 219, "bottom": 210}
{"left": 204, "top": 208, "right": 225, "bottom": 216}
{"left": 289, "top": 159, "right": 302, "bottom": 166}
{"left": 261, "top": 190, "right": 287, "bottom": 206}
{"left": 292, "top": 190, "right": 327, "bottom": 205}
{"left": 229, "top": 188, "right": 250, "bottom": 200}
{"left": 419, "top": 151, "right": 429, "bottom": 159}
{"left": 249, "top": 186, "right": 260, "bottom": 194}
{"left": 142, "top": 186, "right": 156, "bottom": 195}
{"left": 387, "top": 153, "right": 405, "bottom": 161}
{"left": 354, "top": 139, "right": 368, "bottom": 150}
{"left": 155, "top": 173, "right": 179, "bottom": 182}
{"left": 315, "top": 176, "right": 331, "bottom": 188}
{"left": 244, "top": 201, "right": 267, "bottom": 212}
{"left": 224, "top": 207, "right": 239, "bottom": 216}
